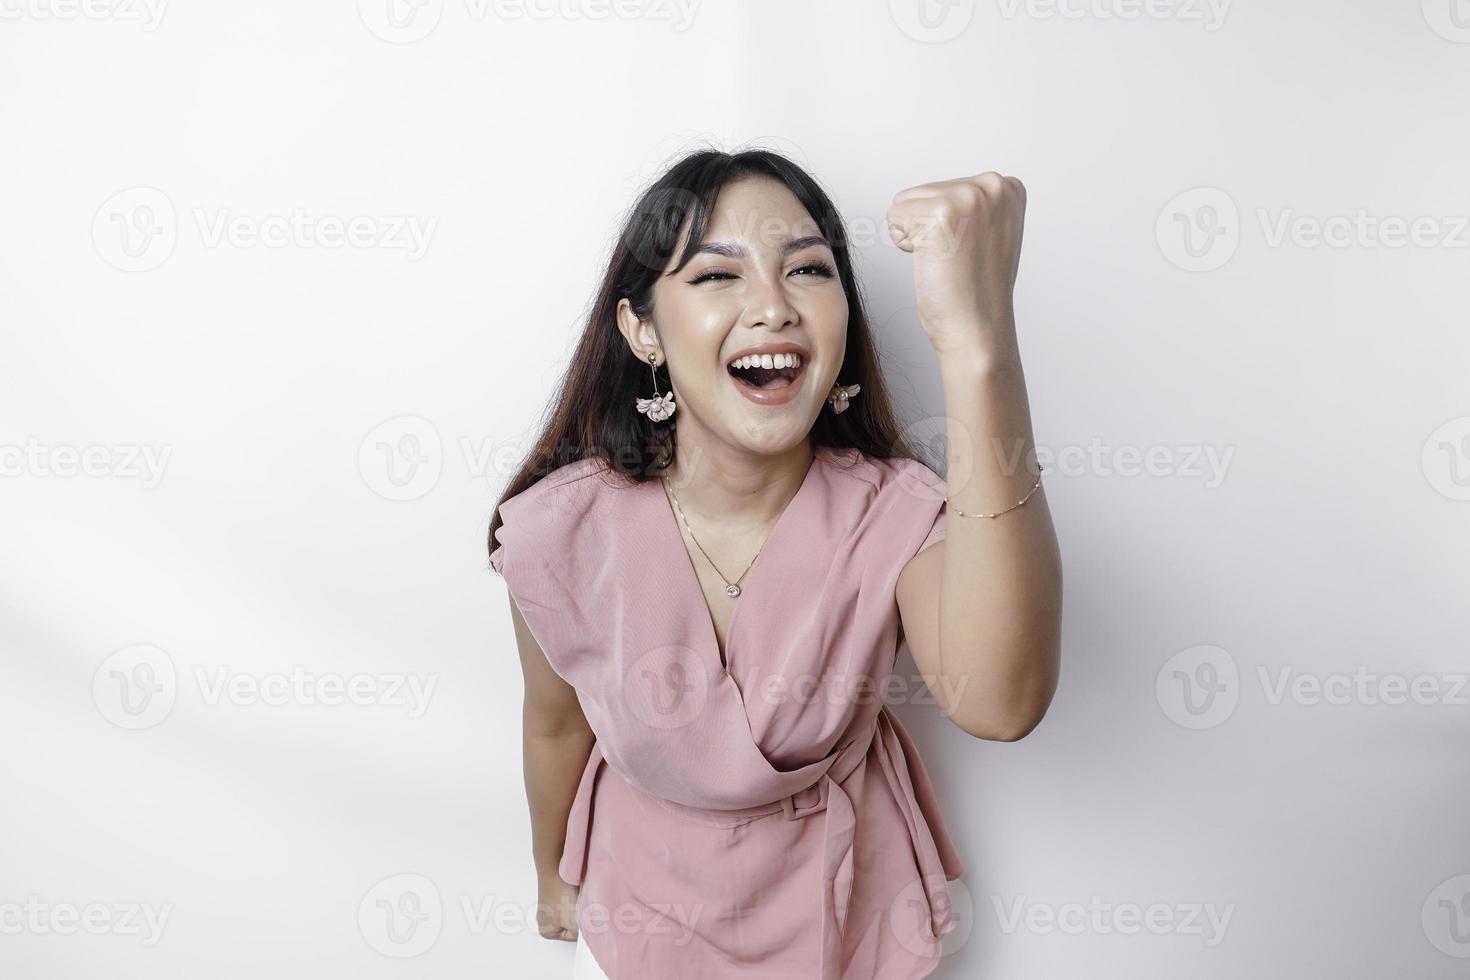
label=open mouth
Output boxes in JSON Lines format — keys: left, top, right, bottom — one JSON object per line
{"left": 726, "top": 352, "right": 807, "bottom": 390}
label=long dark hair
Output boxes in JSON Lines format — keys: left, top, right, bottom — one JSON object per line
{"left": 487, "top": 146, "right": 929, "bottom": 562}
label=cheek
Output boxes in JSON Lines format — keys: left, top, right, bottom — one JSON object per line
{"left": 657, "top": 294, "right": 729, "bottom": 352}
{"left": 813, "top": 292, "right": 850, "bottom": 355}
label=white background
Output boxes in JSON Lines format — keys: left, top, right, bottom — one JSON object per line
{"left": 2, "top": 1, "right": 1469, "bottom": 977}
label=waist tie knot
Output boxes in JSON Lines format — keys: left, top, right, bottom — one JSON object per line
{"left": 780, "top": 709, "right": 958, "bottom": 979}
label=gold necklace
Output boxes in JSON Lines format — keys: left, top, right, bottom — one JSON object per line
{"left": 660, "top": 474, "right": 772, "bottom": 598}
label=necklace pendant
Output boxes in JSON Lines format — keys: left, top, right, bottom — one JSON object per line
{"left": 725, "top": 584, "right": 742, "bottom": 598}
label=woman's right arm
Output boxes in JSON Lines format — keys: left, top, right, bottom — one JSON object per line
{"left": 508, "top": 593, "right": 595, "bottom": 941}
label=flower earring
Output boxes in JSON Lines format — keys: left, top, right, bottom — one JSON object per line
{"left": 635, "top": 350, "right": 676, "bottom": 422}
{"left": 827, "top": 382, "right": 861, "bottom": 414}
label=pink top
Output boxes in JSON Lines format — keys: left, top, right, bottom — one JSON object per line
{"left": 490, "top": 445, "right": 965, "bottom": 979}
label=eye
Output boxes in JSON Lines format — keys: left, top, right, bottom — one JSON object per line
{"left": 687, "top": 268, "right": 737, "bottom": 285}
{"left": 687, "top": 261, "right": 836, "bottom": 285}
{"left": 792, "top": 261, "right": 836, "bottom": 279}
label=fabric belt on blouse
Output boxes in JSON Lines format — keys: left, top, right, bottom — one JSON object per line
{"left": 560, "top": 706, "right": 957, "bottom": 980}
{"left": 687, "top": 706, "right": 956, "bottom": 980}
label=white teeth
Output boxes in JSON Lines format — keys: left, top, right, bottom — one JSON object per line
{"left": 730, "top": 352, "right": 803, "bottom": 370}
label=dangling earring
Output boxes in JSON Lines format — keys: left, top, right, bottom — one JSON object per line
{"left": 827, "top": 382, "right": 861, "bottom": 414}
{"left": 635, "top": 350, "right": 676, "bottom": 422}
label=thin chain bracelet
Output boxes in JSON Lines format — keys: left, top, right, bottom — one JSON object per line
{"left": 944, "top": 468, "right": 1047, "bottom": 518}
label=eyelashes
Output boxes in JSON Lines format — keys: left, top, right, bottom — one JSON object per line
{"left": 687, "top": 261, "right": 837, "bottom": 286}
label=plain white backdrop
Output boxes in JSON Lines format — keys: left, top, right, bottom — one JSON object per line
{"left": 2, "top": 1, "right": 1468, "bottom": 977}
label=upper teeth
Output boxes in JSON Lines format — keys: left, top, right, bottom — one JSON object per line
{"left": 731, "top": 352, "right": 802, "bottom": 370}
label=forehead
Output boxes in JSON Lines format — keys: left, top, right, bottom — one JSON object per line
{"left": 694, "top": 176, "right": 823, "bottom": 247}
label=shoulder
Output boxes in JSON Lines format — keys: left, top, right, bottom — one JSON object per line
{"left": 819, "top": 447, "right": 948, "bottom": 565}
{"left": 508, "top": 454, "right": 619, "bottom": 499}
{"left": 498, "top": 454, "right": 634, "bottom": 516}
{"left": 821, "top": 446, "right": 948, "bottom": 502}
{"left": 490, "top": 454, "right": 633, "bottom": 575}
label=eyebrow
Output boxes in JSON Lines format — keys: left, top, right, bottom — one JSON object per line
{"left": 691, "top": 235, "right": 832, "bottom": 260}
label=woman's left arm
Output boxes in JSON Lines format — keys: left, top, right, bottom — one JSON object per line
{"left": 890, "top": 171, "right": 1064, "bottom": 742}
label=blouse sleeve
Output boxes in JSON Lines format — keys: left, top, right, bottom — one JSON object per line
{"left": 886, "top": 454, "right": 948, "bottom": 563}
{"left": 487, "top": 487, "right": 563, "bottom": 614}
{"left": 916, "top": 502, "right": 947, "bottom": 556}
{"left": 489, "top": 518, "right": 508, "bottom": 576}
{"left": 485, "top": 460, "right": 609, "bottom": 688}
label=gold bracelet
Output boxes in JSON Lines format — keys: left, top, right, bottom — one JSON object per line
{"left": 944, "top": 469, "right": 1046, "bottom": 518}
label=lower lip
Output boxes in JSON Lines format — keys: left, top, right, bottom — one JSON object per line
{"left": 727, "top": 360, "right": 809, "bottom": 406}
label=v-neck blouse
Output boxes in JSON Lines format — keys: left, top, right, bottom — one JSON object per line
{"left": 490, "top": 445, "right": 964, "bottom": 979}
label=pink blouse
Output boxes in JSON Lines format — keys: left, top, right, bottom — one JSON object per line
{"left": 490, "top": 445, "right": 965, "bottom": 979}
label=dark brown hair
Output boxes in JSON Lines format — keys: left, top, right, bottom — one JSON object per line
{"left": 487, "top": 146, "right": 929, "bottom": 562}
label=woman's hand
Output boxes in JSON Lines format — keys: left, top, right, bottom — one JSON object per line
{"left": 886, "top": 171, "right": 1027, "bottom": 360}
{"left": 536, "top": 870, "right": 581, "bottom": 941}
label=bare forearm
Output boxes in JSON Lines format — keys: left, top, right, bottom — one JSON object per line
{"left": 935, "top": 338, "right": 1063, "bottom": 739}
{"left": 522, "top": 715, "right": 595, "bottom": 879}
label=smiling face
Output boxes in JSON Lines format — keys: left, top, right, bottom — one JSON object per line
{"left": 617, "top": 175, "right": 850, "bottom": 458}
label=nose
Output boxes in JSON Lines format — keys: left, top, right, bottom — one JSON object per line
{"left": 745, "top": 278, "right": 800, "bottom": 332}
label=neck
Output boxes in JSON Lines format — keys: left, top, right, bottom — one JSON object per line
{"left": 662, "top": 439, "right": 816, "bottom": 529}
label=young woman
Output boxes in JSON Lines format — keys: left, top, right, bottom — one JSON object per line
{"left": 488, "top": 148, "right": 1062, "bottom": 979}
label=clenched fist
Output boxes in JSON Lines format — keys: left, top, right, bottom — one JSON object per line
{"left": 886, "top": 171, "right": 1027, "bottom": 358}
